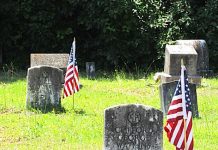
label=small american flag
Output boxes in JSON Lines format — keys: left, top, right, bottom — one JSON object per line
{"left": 63, "top": 38, "right": 80, "bottom": 98}
{"left": 164, "top": 66, "right": 194, "bottom": 150}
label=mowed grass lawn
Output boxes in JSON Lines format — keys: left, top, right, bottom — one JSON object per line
{"left": 0, "top": 71, "right": 218, "bottom": 149}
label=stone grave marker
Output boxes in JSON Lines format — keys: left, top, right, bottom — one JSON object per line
{"left": 86, "top": 62, "right": 95, "bottom": 79}
{"left": 162, "top": 45, "right": 201, "bottom": 85}
{"left": 159, "top": 81, "right": 199, "bottom": 118}
{"left": 30, "top": 53, "right": 69, "bottom": 69}
{"left": 164, "top": 45, "right": 197, "bottom": 76}
{"left": 176, "top": 40, "right": 210, "bottom": 75}
{"left": 104, "top": 104, "right": 163, "bottom": 150}
{"left": 26, "top": 66, "right": 63, "bottom": 113}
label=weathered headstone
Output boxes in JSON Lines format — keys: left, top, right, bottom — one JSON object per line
{"left": 86, "top": 62, "right": 95, "bottom": 79}
{"left": 164, "top": 45, "right": 197, "bottom": 76}
{"left": 159, "top": 81, "right": 199, "bottom": 117}
{"left": 30, "top": 53, "right": 69, "bottom": 69}
{"left": 104, "top": 104, "right": 163, "bottom": 150}
{"left": 26, "top": 66, "right": 63, "bottom": 112}
{"left": 176, "top": 40, "right": 210, "bottom": 75}
{"left": 162, "top": 45, "right": 201, "bottom": 85}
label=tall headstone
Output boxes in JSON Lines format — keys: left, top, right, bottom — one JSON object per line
{"left": 176, "top": 40, "right": 210, "bottom": 76}
{"left": 86, "top": 62, "right": 95, "bottom": 79}
{"left": 164, "top": 45, "right": 198, "bottom": 76}
{"left": 104, "top": 104, "right": 163, "bottom": 150}
{"left": 30, "top": 53, "right": 69, "bottom": 69}
{"left": 159, "top": 81, "right": 199, "bottom": 117}
{"left": 26, "top": 66, "right": 63, "bottom": 113}
{"left": 162, "top": 45, "right": 201, "bottom": 85}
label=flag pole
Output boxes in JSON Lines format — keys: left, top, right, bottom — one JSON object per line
{"left": 73, "top": 37, "right": 76, "bottom": 111}
{"left": 181, "top": 58, "right": 187, "bottom": 150}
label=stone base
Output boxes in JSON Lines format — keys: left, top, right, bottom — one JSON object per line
{"left": 161, "top": 74, "right": 202, "bottom": 85}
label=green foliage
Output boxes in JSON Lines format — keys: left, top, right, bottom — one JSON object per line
{"left": 0, "top": 0, "right": 218, "bottom": 71}
{"left": 192, "top": 0, "right": 218, "bottom": 71}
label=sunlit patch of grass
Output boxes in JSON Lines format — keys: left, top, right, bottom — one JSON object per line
{"left": 0, "top": 71, "right": 217, "bottom": 149}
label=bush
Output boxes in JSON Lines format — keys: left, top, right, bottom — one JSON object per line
{"left": 0, "top": 0, "right": 217, "bottom": 72}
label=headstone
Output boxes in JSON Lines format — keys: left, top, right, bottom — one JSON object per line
{"left": 176, "top": 40, "right": 210, "bottom": 75}
{"left": 159, "top": 81, "right": 199, "bottom": 117}
{"left": 30, "top": 53, "right": 69, "bottom": 69}
{"left": 162, "top": 45, "right": 201, "bottom": 85}
{"left": 164, "top": 45, "right": 198, "bottom": 76}
{"left": 26, "top": 66, "right": 63, "bottom": 113}
{"left": 104, "top": 104, "right": 163, "bottom": 150}
{"left": 86, "top": 62, "right": 95, "bottom": 79}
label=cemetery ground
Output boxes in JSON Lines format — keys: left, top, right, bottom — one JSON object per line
{"left": 0, "top": 71, "right": 217, "bottom": 150}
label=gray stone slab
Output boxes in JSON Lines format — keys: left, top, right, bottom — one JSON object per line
{"left": 176, "top": 40, "right": 209, "bottom": 75}
{"left": 161, "top": 74, "right": 201, "bottom": 85}
{"left": 86, "top": 62, "right": 95, "bottom": 79}
{"left": 104, "top": 104, "right": 163, "bottom": 150}
{"left": 164, "top": 45, "right": 198, "bottom": 76}
{"left": 30, "top": 53, "right": 69, "bottom": 69}
{"left": 159, "top": 81, "right": 199, "bottom": 117}
{"left": 26, "top": 66, "right": 63, "bottom": 113}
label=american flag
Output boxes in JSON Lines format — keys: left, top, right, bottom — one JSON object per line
{"left": 164, "top": 66, "right": 194, "bottom": 150}
{"left": 63, "top": 38, "right": 80, "bottom": 98}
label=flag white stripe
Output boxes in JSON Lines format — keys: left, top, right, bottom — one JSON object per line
{"left": 65, "top": 86, "right": 70, "bottom": 96}
{"left": 186, "top": 129, "right": 193, "bottom": 149}
{"left": 65, "top": 73, "right": 74, "bottom": 82}
{"left": 177, "top": 127, "right": 185, "bottom": 148}
{"left": 167, "top": 111, "right": 184, "bottom": 119}
{"left": 169, "top": 103, "right": 183, "bottom": 111}
{"left": 170, "top": 119, "right": 183, "bottom": 144}
{"left": 74, "top": 75, "right": 79, "bottom": 85}
{"left": 65, "top": 67, "right": 74, "bottom": 77}
{"left": 172, "top": 95, "right": 182, "bottom": 101}
{"left": 186, "top": 112, "right": 193, "bottom": 149}
{"left": 68, "top": 81, "right": 73, "bottom": 93}
{"left": 166, "top": 123, "right": 172, "bottom": 131}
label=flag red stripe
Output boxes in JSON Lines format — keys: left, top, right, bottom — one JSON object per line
{"left": 171, "top": 98, "right": 182, "bottom": 105}
{"left": 168, "top": 107, "right": 183, "bottom": 115}
{"left": 167, "top": 116, "right": 184, "bottom": 122}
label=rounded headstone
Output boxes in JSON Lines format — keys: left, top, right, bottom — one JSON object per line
{"left": 26, "top": 66, "right": 63, "bottom": 112}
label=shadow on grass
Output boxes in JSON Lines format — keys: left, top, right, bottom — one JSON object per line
{"left": 74, "top": 109, "right": 86, "bottom": 115}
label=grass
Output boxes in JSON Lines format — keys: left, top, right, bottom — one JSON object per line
{"left": 0, "top": 71, "right": 218, "bottom": 149}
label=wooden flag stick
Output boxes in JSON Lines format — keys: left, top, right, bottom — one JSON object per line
{"left": 181, "top": 58, "right": 187, "bottom": 150}
{"left": 181, "top": 58, "right": 184, "bottom": 66}
{"left": 184, "top": 118, "right": 187, "bottom": 150}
